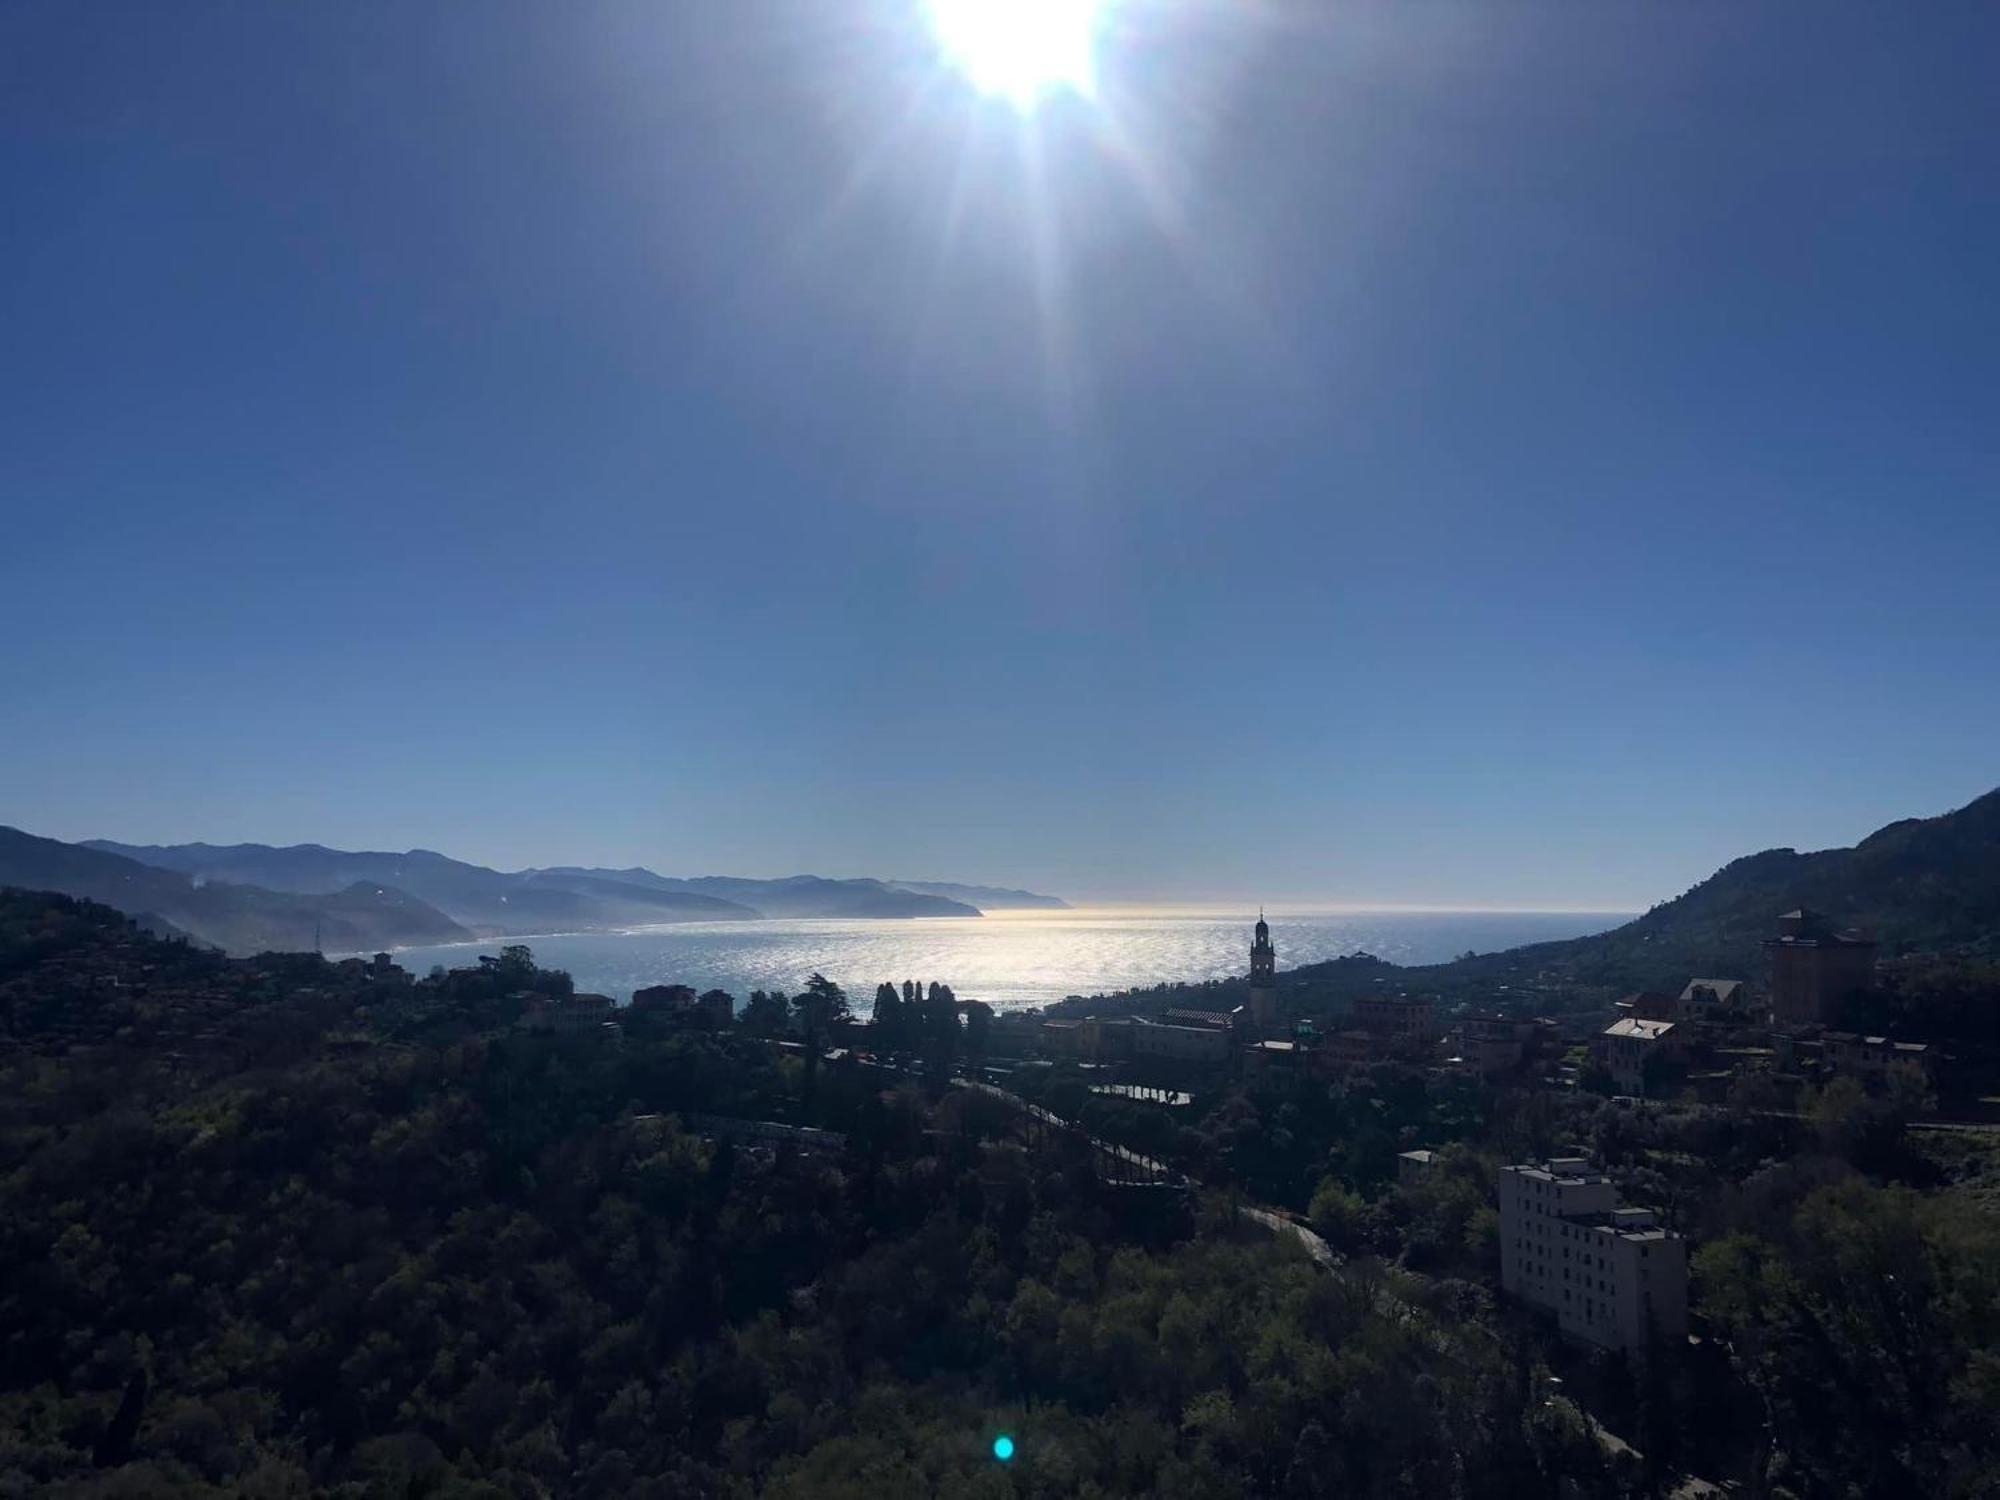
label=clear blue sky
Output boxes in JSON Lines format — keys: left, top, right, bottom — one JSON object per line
{"left": 3, "top": 2, "right": 1995, "bottom": 906}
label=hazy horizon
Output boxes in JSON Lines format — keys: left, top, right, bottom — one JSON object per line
{"left": 42, "top": 816, "right": 1654, "bottom": 910}
{"left": 10, "top": 801, "right": 1935, "bottom": 914}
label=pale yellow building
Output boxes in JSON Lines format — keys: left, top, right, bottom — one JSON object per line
{"left": 1498, "top": 1158, "right": 1687, "bottom": 1353}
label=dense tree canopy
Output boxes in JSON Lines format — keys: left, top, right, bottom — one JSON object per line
{"left": 0, "top": 892, "right": 1629, "bottom": 1498}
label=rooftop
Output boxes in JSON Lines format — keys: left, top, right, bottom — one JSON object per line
{"left": 1572, "top": 1219, "right": 1675, "bottom": 1243}
{"left": 1824, "top": 1031, "right": 1930, "bottom": 1053}
{"left": 1768, "top": 910, "right": 1875, "bottom": 948}
{"left": 1680, "top": 979, "right": 1744, "bottom": 1003}
{"left": 1505, "top": 1159, "right": 1609, "bottom": 1186}
{"left": 1603, "top": 1018, "right": 1676, "bottom": 1041}
{"left": 1134, "top": 1017, "right": 1231, "bottom": 1035}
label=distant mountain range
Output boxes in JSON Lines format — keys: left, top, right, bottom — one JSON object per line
{"left": 527, "top": 869, "right": 1070, "bottom": 915}
{"left": 528, "top": 868, "right": 986, "bottom": 920}
{"left": 0, "top": 828, "right": 471, "bottom": 956}
{"left": 0, "top": 828, "right": 1067, "bottom": 956}
{"left": 889, "top": 880, "right": 1071, "bottom": 911}
{"left": 84, "top": 843, "right": 764, "bottom": 935}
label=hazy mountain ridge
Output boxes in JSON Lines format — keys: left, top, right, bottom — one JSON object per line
{"left": 531, "top": 867, "right": 992, "bottom": 918}
{"left": 888, "top": 879, "right": 1070, "bottom": 910}
{"left": 81, "top": 842, "right": 759, "bottom": 932}
{"left": 669, "top": 875, "right": 979, "bottom": 919}
{"left": 0, "top": 828, "right": 471, "bottom": 956}
{"left": 61, "top": 839, "right": 1036, "bottom": 937}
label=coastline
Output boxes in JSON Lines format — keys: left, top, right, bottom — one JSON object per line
{"left": 380, "top": 908, "right": 1636, "bottom": 1011}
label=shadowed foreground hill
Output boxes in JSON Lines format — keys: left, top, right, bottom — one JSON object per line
{"left": 0, "top": 890, "right": 1617, "bottom": 1498}
{"left": 1294, "top": 787, "right": 2000, "bottom": 998}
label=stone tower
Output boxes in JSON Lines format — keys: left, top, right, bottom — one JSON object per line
{"left": 1248, "top": 912, "right": 1278, "bottom": 1035}
{"left": 1766, "top": 908, "right": 1876, "bottom": 1026}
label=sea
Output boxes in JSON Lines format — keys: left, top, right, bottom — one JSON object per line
{"left": 389, "top": 906, "right": 1630, "bottom": 1013}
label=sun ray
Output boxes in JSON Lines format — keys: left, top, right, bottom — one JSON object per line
{"left": 771, "top": 66, "right": 952, "bottom": 286}
{"left": 1017, "top": 111, "right": 1088, "bottom": 424}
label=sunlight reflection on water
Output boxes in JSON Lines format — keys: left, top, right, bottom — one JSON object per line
{"left": 391, "top": 905, "right": 1628, "bottom": 1012}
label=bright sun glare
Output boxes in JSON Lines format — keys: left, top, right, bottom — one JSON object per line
{"left": 925, "top": 0, "right": 1105, "bottom": 107}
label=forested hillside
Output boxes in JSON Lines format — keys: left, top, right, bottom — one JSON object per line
{"left": 1274, "top": 788, "right": 2000, "bottom": 1001}
{"left": 4, "top": 891, "right": 1998, "bottom": 1495}
{"left": 0, "top": 891, "right": 1609, "bottom": 1498}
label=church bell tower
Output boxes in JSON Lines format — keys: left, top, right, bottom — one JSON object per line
{"left": 1249, "top": 912, "right": 1278, "bottom": 1034}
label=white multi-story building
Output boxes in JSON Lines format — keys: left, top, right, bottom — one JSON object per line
{"left": 1498, "top": 1158, "right": 1687, "bottom": 1353}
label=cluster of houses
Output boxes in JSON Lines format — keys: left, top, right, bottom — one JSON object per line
{"left": 511, "top": 910, "right": 1936, "bottom": 1130}
{"left": 1585, "top": 910, "right": 1934, "bottom": 1102}
{"left": 1035, "top": 995, "right": 1442, "bottom": 1070}
{"left": 1004, "top": 907, "right": 1952, "bottom": 1359}
{"left": 985, "top": 908, "right": 1939, "bottom": 1123}
{"left": 1028, "top": 990, "right": 1447, "bottom": 1076}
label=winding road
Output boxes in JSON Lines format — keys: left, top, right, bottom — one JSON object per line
{"left": 951, "top": 1076, "right": 1338, "bottom": 1267}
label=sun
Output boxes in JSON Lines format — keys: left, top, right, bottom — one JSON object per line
{"left": 925, "top": 0, "right": 1106, "bottom": 108}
